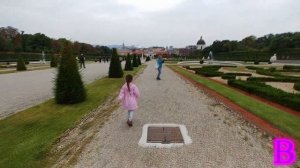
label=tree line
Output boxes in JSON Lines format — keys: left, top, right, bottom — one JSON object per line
{"left": 202, "top": 32, "right": 300, "bottom": 55}
{"left": 0, "top": 26, "right": 112, "bottom": 56}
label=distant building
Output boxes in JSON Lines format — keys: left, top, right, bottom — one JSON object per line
{"left": 117, "top": 49, "right": 131, "bottom": 56}
{"left": 166, "top": 45, "right": 177, "bottom": 55}
{"left": 117, "top": 41, "right": 132, "bottom": 56}
{"left": 197, "top": 36, "right": 206, "bottom": 50}
{"left": 186, "top": 45, "right": 197, "bottom": 50}
{"left": 132, "top": 49, "right": 144, "bottom": 55}
{"left": 178, "top": 48, "right": 193, "bottom": 57}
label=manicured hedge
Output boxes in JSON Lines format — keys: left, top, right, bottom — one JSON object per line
{"left": 16, "top": 56, "right": 27, "bottom": 71}
{"left": 183, "top": 66, "right": 191, "bottom": 70}
{"left": 214, "top": 51, "right": 271, "bottom": 62}
{"left": 221, "top": 74, "right": 236, "bottom": 80}
{"left": 225, "top": 73, "right": 252, "bottom": 76}
{"left": 0, "top": 52, "right": 53, "bottom": 62}
{"left": 280, "top": 69, "right": 300, "bottom": 72}
{"left": 228, "top": 80, "right": 300, "bottom": 111}
{"left": 246, "top": 66, "right": 262, "bottom": 70}
{"left": 294, "top": 83, "right": 300, "bottom": 91}
{"left": 194, "top": 66, "right": 224, "bottom": 77}
{"left": 221, "top": 73, "right": 251, "bottom": 80}
{"left": 283, "top": 65, "right": 300, "bottom": 71}
{"left": 247, "top": 76, "right": 300, "bottom": 82}
{"left": 213, "top": 48, "right": 300, "bottom": 61}
{"left": 256, "top": 68, "right": 281, "bottom": 76}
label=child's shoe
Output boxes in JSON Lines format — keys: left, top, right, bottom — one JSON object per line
{"left": 127, "top": 120, "right": 133, "bottom": 127}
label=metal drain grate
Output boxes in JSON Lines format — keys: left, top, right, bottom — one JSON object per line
{"left": 147, "top": 127, "right": 184, "bottom": 144}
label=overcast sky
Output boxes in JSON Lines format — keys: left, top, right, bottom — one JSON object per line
{"left": 1, "top": 0, "right": 299, "bottom": 47}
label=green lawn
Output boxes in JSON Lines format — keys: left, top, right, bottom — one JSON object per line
{"left": 169, "top": 65, "right": 300, "bottom": 140}
{"left": 0, "top": 65, "right": 145, "bottom": 168}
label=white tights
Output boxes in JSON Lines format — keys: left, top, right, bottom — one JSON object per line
{"left": 128, "top": 110, "right": 134, "bottom": 121}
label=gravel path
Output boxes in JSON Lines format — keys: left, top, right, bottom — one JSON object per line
{"left": 266, "top": 82, "right": 299, "bottom": 94}
{"left": 0, "top": 62, "right": 119, "bottom": 119}
{"left": 73, "top": 61, "right": 273, "bottom": 168}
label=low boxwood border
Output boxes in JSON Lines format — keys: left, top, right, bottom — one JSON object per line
{"left": 294, "top": 83, "right": 300, "bottom": 91}
{"left": 221, "top": 74, "right": 236, "bottom": 80}
{"left": 228, "top": 80, "right": 300, "bottom": 112}
{"left": 283, "top": 65, "right": 300, "bottom": 71}
{"left": 247, "top": 77, "right": 300, "bottom": 82}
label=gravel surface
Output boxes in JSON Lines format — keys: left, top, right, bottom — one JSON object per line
{"left": 73, "top": 61, "right": 273, "bottom": 168}
{"left": 266, "top": 82, "right": 299, "bottom": 94}
{"left": 0, "top": 62, "right": 119, "bottom": 119}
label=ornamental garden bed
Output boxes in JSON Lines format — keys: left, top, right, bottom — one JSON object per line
{"left": 184, "top": 65, "right": 300, "bottom": 112}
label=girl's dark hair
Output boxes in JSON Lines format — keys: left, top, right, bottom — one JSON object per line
{"left": 126, "top": 74, "right": 133, "bottom": 92}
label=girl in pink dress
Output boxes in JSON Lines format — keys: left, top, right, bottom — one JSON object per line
{"left": 118, "top": 74, "right": 140, "bottom": 127}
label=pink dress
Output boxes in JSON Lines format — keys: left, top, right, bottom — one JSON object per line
{"left": 118, "top": 83, "right": 140, "bottom": 111}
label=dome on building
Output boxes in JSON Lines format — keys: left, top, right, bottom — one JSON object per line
{"left": 197, "top": 36, "right": 205, "bottom": 45}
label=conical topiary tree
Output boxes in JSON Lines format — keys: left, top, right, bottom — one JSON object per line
{"left": 109, "top": 48, "right": 124, "bottom": 78}
{"left": 124, "top": 54, "right": 133, "bottom": 71}
{"left": 17, "top": 55, "right": 27, "bottom": 71}
{"left": 132, "top": 54, "right": 138, "bottom": 67}
{"left": 50, "top": 54, "right": 58, "bottom": 67}
{"left": 137, "top": 56, "right": 142, "bottom": 65}
{"left": 54, "top": 42, "right": 86, "bottom": 104}
{"left": 146, "top": 56, "right": 150, "bottom": 62}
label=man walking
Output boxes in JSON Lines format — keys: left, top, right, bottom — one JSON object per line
{"left": 156, "top": 55, "right": 164, "bottom": 80}
{"left": 79, "top": 54, "right": 85, "bottom": 68}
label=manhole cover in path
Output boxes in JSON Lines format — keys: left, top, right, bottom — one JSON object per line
{"left": 147, "top": 127, "right": 184, "bottom": 143}
{"left": 138, "top": 124, "right": 192, "bottom": 148}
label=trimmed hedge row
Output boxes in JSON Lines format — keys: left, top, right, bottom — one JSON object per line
{"left": 214, "top": 51, "right": 271, "bottom": 61}
{"left": 221, "top": 74, "right": 236, "bottom": 80}
{"left": 246, "top": 66, "right": 262, "bottom": 70}
{"left": 225, "top": 73, "right": 252, "bottom": 76}
{"left": 294, "top": 83, "right": 300, "bottom": 91}
{"left": 247, "top": 77, "right": 300, "bottom": 82}
{"left": 283, "top": 65, "right": 300, "bottom": 70}
{"left": 228, "top": 80, "right": 300, "bottom": 112}
{"left": 0, "top": 52, "right": 106, "bottom": 62}
{"left": 213, "top": 48, "right": 300, "bottom": 61}
{"left": 0, "top": 52, "right": 53, "bottom": 62}
{"left": 184, "top": 65, "right": 238, "bottom": 77}
{"left": 256, "top": 68, "right": 281, "bottom": 76}
{"left": 221, "top": 73, "right": 252, "bottom": 80}
{"left": 194, "top": 66, "right": 224, "bottom": 77}
{"left": 279, "top": 69, "right": 300, "bottom": 72}
{"left": 183, "top": 66, "right": 191, "bottom": 70}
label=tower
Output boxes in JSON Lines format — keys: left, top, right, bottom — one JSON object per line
{"left": 197, "top": 36, "right": 206, "bottom": 50}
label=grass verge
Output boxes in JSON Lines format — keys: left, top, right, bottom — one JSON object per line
{"left": 0, "top": 65, "right": 146, "bottom": 168}
{"left": 168, "top": 65, "right": 300, "bottom": 140}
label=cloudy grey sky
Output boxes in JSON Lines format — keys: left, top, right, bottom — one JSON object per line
{"left": 1, "top": 0, "right": 299, "bottom": 47}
